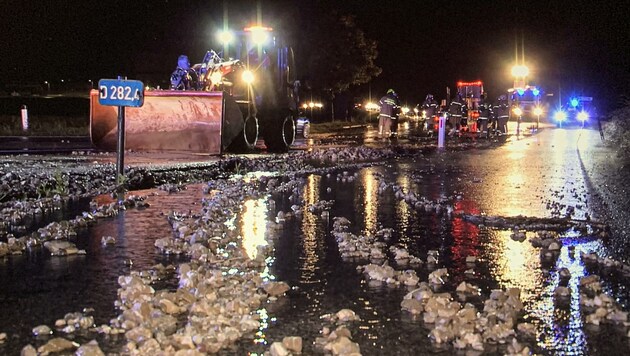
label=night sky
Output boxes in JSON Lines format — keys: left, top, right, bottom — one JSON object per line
{"left": 1, "top": 0, "right": 628, "bottom": 111}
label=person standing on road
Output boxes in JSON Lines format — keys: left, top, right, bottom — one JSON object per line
{"left": 493, "top": 95, "right": 509, "bottom": 135}
{"left": 448, "top": 94, "right": 465, "bottom": 136}
{"left": 420, "top": 94, "right": 439, "bottom": 131}
{"left": 478, "top": 94, "right": 492, "bottom": 138}
{"left": 378, "top": 89, "right": 401, "bottom": 139}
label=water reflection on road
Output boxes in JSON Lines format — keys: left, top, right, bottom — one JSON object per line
{"left": 1, "top": 127, "right": 626, "bottom": 355}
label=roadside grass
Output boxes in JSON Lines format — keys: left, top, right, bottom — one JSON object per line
{"left": 0, "top": 115, "right": 89, "bottom": 136}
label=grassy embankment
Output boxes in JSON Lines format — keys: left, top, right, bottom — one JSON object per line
{"left": 0, "top": 115, "right": 89, "bottom": 136}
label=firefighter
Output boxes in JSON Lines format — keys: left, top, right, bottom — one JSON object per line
{"left": 420, "top": 94, "right": 439, "bottom": 131}
{"left": 493, "top": 94, "right": 510, "bottom": 135}
{"left": 170, "top": 55, "right": 193, "bottom": 90}
{"left": 448, "top": 94, "right": 465, "bottom": 136}
{"left": 478, "top": 95, "right": 492, "bottom": 138}
{"left": 378, "top": 89, "right": 401, "bottom": 138}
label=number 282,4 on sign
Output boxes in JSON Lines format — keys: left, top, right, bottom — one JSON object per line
{"left": 97, "top": 79, "right": 144, "bottom": 107}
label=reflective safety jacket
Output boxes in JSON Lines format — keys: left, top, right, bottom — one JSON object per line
{"left": 478, "top": 103, "right": 492, "bottom": 119}
{"left": 379, "top": 93, "right": 401, "bottom": 118}
{"left": 493, "top": 102, "right": 509, "bottom": 118}
{"left": 448, "top": 99, "right": 465, "bottom": 117}
{"left": 421, "top": 100, "right": 439, "bottom": 117}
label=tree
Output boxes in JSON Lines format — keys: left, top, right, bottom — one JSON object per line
{"left": 290, "top": 2, "right": 381, "bottom": 119}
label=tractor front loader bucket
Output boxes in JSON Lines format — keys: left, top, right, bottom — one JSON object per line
{"left": 90, "top": 90, "right": 247, "bottom": 154}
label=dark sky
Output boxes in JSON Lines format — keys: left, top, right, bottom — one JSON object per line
{"left": 1, "top": 0, "right": 628, "bottom": 110}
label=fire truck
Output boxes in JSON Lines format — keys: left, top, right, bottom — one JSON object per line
{"left": 507, "top": 85, "right": 543, "bottom": 123}
{"left": 456, "top": 81, "right": 484, "bottom": 133}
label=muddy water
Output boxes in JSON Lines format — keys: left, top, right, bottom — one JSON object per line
{"left": 1, "top": 128, "right": 628, "bottom": 355}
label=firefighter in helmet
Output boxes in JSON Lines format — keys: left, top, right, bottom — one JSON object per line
{"left": 170, "top": 55, "right": 194, "bottom": 90}
{"left": 493, "top": 94, "right": 510, "bottom": 135}
{"left": 378, "top": 89, "right": 401, "bottom": 138}
{"left": 420, "top": 94, "right": 438, "bottom": 130}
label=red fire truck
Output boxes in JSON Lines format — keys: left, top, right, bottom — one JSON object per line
{"left": 457, "top": 81, "right": 484, "bottom": 133}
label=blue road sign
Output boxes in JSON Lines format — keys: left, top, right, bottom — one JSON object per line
{"left": 98, "top": 79, "right": 144, "bottom": 107}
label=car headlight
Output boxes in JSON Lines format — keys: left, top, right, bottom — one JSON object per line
{"left": 577, "top": 111, "right": 589, "bottom": 121}
{"left": 554, "top": 111, "right": 567, "bottom": 122}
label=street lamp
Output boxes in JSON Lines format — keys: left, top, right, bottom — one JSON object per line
{"left": 44, "top": 81, "right": 50, "bottom": 93}
{"left": 533, "top": 106, "right": 543, "bottom": 130}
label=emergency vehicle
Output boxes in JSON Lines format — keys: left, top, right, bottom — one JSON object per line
{"left": 457, "top": 81, "right": 484, "bottom": 133}
{"left": 507, "top": 85, "right": 543, "bottom": 123}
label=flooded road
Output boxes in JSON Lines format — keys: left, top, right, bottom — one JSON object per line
{"left": 1, "top": 126, "right": 628, "bottom": 355}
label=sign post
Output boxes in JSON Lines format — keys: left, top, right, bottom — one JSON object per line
{"left": 97, "top": 77, "right": 144, "bottom": 203}
{"left": 438, "top": 113, "right": 446, "bottom": 149}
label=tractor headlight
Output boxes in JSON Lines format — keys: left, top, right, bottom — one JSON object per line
{"left": 210, "top": 72, "right": 223, "bottom": 85}
{"left": 242, "top": 70, "right": 254, "bottom": 84}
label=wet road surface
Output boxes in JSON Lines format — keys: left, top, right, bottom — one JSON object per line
{"left": 1, "top": 124, "right": 628, "bottom": 355}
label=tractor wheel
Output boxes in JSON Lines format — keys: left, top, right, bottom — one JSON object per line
{"left": 227, "top": 115, "right": 258, "bottom": 152}
{"left": 263, "top": 114, "right": 296, "bottom": 152}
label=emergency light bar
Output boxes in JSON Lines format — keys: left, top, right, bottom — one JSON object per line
{"left": 244, "top": 25, "right": 273, "bottom": 32}
{"left": 457, "top": 81, "right": 483, "bottom": 86}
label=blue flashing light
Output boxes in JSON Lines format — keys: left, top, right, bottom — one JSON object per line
{"left": 532, "top": 88, "right": 540, "bottom": 96}
{"left": 570, "top": 98, "right": 579, "bottom": 107}
{"left": 516, "top": 89, "right": 525, "bottom": 96}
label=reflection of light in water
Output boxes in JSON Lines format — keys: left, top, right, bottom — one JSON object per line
{"left": 396, "top": 174, "right": 411, "bottom": 235}
{"left": 492, "top": 231, "right": 540, "bottom": 292}
{"left": 361, "top": 170, "right": 378, "bottom": 235}
{"left": 254, "top": 307, "right": 269, "bottom": 344}
{"left": 301, "top": 174, "right": 321, "bottom": 283}
{"left": 241, "top": 198, "right": 268, "bottom": 259}
{"left": 506, "top": 138, "right": 531, "bottom": 160}
{"left": 529, "top": 240, "right": 602, "bottom": 353}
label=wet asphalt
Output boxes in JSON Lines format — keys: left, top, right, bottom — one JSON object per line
{"left": 1, "top": 121, "right": 629, "bottom": 355}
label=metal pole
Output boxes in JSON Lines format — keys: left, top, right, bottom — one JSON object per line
{"left": 116, "top": 105, "right": 125, "bottom": 203}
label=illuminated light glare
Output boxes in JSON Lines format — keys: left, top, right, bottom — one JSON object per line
{"left": 511, "top": 65, "right": 529, "bottom": 78}
{"left": 242, "top": 70, "right": 255, "bottom": 84}
{"left": 300, "top": 174, "right": 321, "bottom": 281}
{"left": 365, "top": 102, "right": 380, "bottom": 111}
{"left": 413, "top": 108, "right": 419, "bottom": 114}
{"left": 533, "top": 107, "right": 543, "bottom": 116}
{"left": 217, "top": 30, "right": 234, "bottom": 45}
{"left": 570, "top": 98, "right": 579, "bottom": 107}
{"left": 241, "top": 198, "right": 268, "bottom": 259}
{"left": 302, "top": 103, "right": 308, "bottom": 109}
{"left": 401, "top": 106, "right": 410, "bottom": 114}
{"left": 361, "top": 169, "right": 378, "bottom": 236}
{"left": 532, "top": 88, "right": 540, "bottom": 96}
{"left": 554, "top": 111, "right": 567, "bottom": 122}
{"left": 513, "top": 107, "right": 523, "bottom": 116}
{"left": 308, "top": 102, "right": 315, "bottom": 108}
{"left": 250, "top": 30, "right": 270, "bottom": 45}
{"left": 577, "top": 111, "right": 589, "bottom": 121}
{"left": 210, "top": 72, "right": 223, "bottom": 84}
